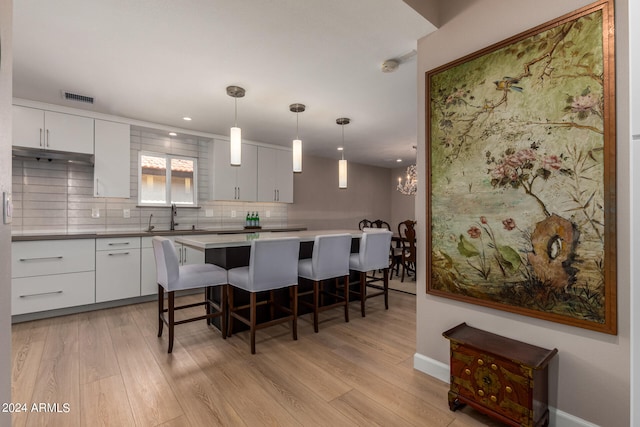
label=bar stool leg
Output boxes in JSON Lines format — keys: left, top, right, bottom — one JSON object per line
{"left": 342, "top": 275, "right": 349, "bottom": 323}
{"left": 360, "top": 271, "right": 367, "bottom": 317}
{"left": 313, "top": 281, "right": 320, "bottom": 333}
{"left": 157, "top": 284, "right": 164, "bottom": 337}
{"left": 250, "top": 292, "right": 257, "bottom": 355}
{"left": 168, "top": 291, "right": 175, "bottom": 353}
{"left": 292, "top": 285, "right": 298, "bottom": 340}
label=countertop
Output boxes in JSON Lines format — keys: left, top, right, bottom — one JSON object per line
{"left": 11, "top": 226, "right": 307, "bottom": 241}
{"left": 175, "top": 229, "right": 363, "bottom": 249}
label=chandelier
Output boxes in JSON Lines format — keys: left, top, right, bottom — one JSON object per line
{"left": 397, "top": 164, "right": 417, "bottom": 195}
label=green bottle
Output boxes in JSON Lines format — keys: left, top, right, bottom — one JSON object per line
{"left": 245, "top": 211, "right": 250, "bottom": 227}
{"left": 256, "top": 211, "right": 260, "bottom": 227}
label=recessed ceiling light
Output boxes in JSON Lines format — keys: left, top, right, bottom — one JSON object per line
{"left": 396, "top": 158, "right": 402, "bottom": 162}
{"left": 169, "top": 132, "right": 177, "bottom": 136}
{"left": 183, "top": 116, "right": 192, "bottom": 121}
{"left": 337, "top": 147, "right": 344, "bottom": 151}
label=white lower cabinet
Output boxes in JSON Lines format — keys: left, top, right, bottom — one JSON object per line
{"left": 11, "top": 239, "right": 95, "bottom": 315}
{"left": 141, "top": 237, "right": 159, "bottom": 296}
{"left": 95, "top": 237, "right": 141, "bottom": 303}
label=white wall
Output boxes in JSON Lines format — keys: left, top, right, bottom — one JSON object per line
{"left": 0, "top": 0, "right": 13, "bottom": 424}
{"left": 415, "top": 1, "right": 631, "bottom": 426}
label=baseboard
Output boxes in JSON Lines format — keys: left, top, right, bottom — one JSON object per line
{"left": 413, "top": 352, "right": 600, "bottom": 427}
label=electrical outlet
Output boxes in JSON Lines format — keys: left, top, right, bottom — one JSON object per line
{"left": 266, "top": 210, "right": 271, "bottom": 218}
{"left": 123, "top": 208, "right": 130, "bottom": 218}
{"left": 231, "top": 210, "right": 236, "bottom": 218}
{"left": 205, "top": 209, "right": 214, "bottom": 217}
{"left": 91, "top": 208, "right": 100, "bottom": 218}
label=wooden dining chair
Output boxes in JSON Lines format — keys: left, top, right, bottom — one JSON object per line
{"left": 398, "top": 220, "right": 417, "bottom": 282}
{"left": 358, "top": 219, "right": 372, "bottom": 230}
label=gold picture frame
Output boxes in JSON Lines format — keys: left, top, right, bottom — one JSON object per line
{"left": 426, "top": 0, "right": 616, "bottom": 334}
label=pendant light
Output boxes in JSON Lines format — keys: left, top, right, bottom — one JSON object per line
{"left": 336, "top": 118, "right": 350, "bottom": 189}
{"left": 226, "top": 85, "right": 245, "bottom": 166}
{"left": 289, "top": 103, "right": 305, "bottom": 173}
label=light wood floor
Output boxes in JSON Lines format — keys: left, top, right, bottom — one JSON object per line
{"left": 11, "top": 289, "right": 500, "bottom": 427}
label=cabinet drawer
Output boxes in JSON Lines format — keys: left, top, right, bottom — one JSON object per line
{"left": 12, "top": 240, "right": 95, "bottom": 278}
{"left": 96, "top": 237, "right": 140, "bottom": 251}
{"left": 12, "top": 271, "right": 96, "bottom": 315}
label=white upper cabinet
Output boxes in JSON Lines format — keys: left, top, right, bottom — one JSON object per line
{"left": 257, "top": 146, "right": 293, "bottom": 203}
{"left": 94, "top": 119, "right": 131, "bottom": 198}
{"left": 13, "top": 105, "right": 94, "bottom": 154}
{"left": 209, "top": 139, "right": 257, "bottom": 201}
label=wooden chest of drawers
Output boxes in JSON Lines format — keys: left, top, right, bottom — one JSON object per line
{"left": 443, "top": 323, "right": 557, "bottom": 427}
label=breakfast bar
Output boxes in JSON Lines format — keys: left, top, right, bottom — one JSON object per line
{"left": 175, "top": 229, "right": 364, "bottom": 268}
{"left": 175, "top": 229, "right": 365, "bottom": 333}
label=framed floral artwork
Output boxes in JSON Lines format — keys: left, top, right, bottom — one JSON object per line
{"left": 425, "top": 0, "right": 616, "bottom": 334}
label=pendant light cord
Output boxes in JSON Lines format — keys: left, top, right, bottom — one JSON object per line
{"left": 234, "top": 97, "right": 238, "bottom": 127}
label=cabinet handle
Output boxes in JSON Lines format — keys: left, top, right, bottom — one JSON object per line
{"left": 491, "top": 363, "right": 498, "bottom": 370}
{"left": 179, "top": 247, "right": 183, "bottom": 264}
{"left": 20, "top": 290, "right": 63, "bottom": 298}
{"left": 19, "top": 256, "right": 63, "bottom": 262}
{"left": 108, "top": 242, "right": 130, "bottom": 246}
{"left": 276, "top": 189, "right": 279, "bottom": 201}
{"left": 183, "top": 248, "right": 187, "bottom": 263}
{"left": 477, "top": 390, "right": 485, "bottom": 397}
{"left": 39, "top": 128, "right": 43, "bottom": 147}
{"left": 464, "top": 368, "right": 471, "bottom": 375}
{"left": 490, "top": 395, "right": 497, "bottom": 402}
{"left": 477, "top": 359, "right": 484, "bottom": 365}
{"left": 96, "top": 178, "right": 99, "bottom": 196}
{"left": 237, "top": 187, "right": 240, "bottom": 199}
{"left": 274, "top": 189, "right": 277, "bottom": 201}
{"left": 505, "top": 386, "right": 513, "bottom": 393}
{"left": 46, "top": 129, "right": 50, "bottom": 147}
{"left": 108, "top": 252, "right": 130, "bottom": 256}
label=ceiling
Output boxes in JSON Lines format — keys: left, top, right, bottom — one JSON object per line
{"left": 12, "top": 0, "right": 437, "bottom": 168}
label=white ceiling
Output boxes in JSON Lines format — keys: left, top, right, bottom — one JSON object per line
{"left": 12, "top": 0, "right": 437, "bottom": 168}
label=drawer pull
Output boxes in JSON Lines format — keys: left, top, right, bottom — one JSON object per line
{"left": 477, "top": 389, "right": 485, "bottom": 397}
{"left": 464, "top": 369, "right": 471, "bottom": 375}
{"left": 505, "top": 386, "right": 513, "bottom": 393}
{"left": 490, "top": 395, "right": 497, "bottom": 402}
{"left": 108, "top": 242, "right": 130, "bottom": 246}
{"left": 20, "top": 290, "right": 63, "bottom": 298}
{"left": 108, "top": 252, "right": 130, "bottom": 256}
{"left": 19, "top": 256, "right": 63, "bottom": 262}
{"left": 477, "top": 359, "right": 484, "bottom": 365}
{"left": 491, "top": 363, "right": 498, "bottom": 370}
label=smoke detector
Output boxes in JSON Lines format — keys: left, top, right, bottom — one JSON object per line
{"left": 381, "top": 50, "right": 417, "bottom": 73}
{"left": 381, "top": 59, "right": 399, "bottom": 73}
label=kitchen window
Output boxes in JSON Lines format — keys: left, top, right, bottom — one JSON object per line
{"left": 138, "top": 151, "right": 197, "bottom": 206}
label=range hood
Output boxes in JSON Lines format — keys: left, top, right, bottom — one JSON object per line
{"left": 12, "top": 147, "right": 95, "bottom": 165}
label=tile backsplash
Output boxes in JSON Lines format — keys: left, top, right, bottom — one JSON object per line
{"left": 11, "top": 128, "right": 288, "bottom": 234}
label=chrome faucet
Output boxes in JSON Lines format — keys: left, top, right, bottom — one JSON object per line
{"left": 147, "top": 213, "right": 155, "bottom": 232}
{"left": 170, "top": 204, "right": 179, "bottom": 231}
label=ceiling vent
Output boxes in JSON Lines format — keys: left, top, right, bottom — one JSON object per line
{"left": 62, "top": 91, "right": 94, "bottom": 104}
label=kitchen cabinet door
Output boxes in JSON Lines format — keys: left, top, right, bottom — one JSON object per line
{"left": 94, "top": 120, "right": 131, "bottom": 197}
{"left": 95, "top": 237, "right": 141, "bottom": 302}
{"left": 210, "top": 139, "right": 257, "bottom": 201}
{"left": 13, "top": 105, "right": 45, "bottom": 149}
{"left": 44, "top": 111, "right": 94, "bottom": 154}
{"left": 12, "top": 106, "right": 94, "bottom": 154}
{"left": 257, "top": 146, "right": 293, "bottom": 203}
